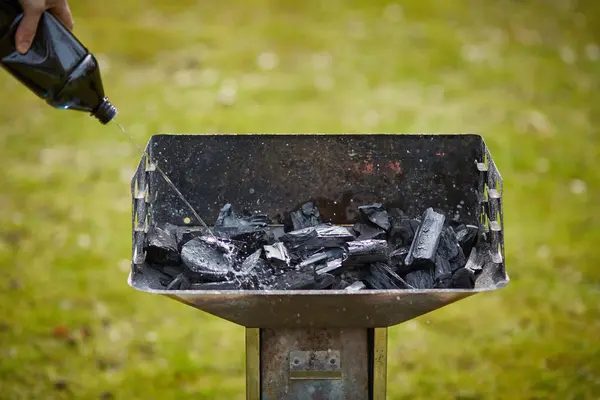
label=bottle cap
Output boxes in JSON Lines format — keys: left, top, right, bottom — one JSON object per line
{"left": 93, "top": 97, "right": 118, "bottom": 124}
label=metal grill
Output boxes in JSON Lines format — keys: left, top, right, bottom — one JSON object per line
{"left": 128, "top": 133, "right": 508, "bottom": 399}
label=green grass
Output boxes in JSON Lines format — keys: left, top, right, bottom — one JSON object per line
{"left": 1, "top": 0, "right": 599, "bottom": 398}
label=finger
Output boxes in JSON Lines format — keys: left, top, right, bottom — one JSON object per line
{"left": 50, "top": 1, "right": 74, "bottom": 31}
{"left": 15, "top": 5, "right": 44, "bottom": 54}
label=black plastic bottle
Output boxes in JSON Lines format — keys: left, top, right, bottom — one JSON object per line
{"left": 0, "top": 0, "right": 117, "bottom": 124}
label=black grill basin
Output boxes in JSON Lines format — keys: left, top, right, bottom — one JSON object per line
{"left": 128, "top": 133, "right": 507, "bottom": 328}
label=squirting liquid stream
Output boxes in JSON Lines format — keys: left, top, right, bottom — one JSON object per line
{"left": 113, "top": 121, "right": 214, "bottom": 237}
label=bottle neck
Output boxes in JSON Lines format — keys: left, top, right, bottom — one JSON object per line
{"left": 92, "top": 98, "right": 118, "bottom": 124}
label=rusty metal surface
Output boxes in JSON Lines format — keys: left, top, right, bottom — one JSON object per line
{"left": 128, "top": 133, "right": 508, "bottom": 328}
{"left": 260, "top": 328, "right": 369, "bottom": 400}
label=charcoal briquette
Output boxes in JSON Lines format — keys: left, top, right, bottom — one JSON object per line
{"left": 144, "top": 226, "right": 180, "bottom": 265}
{"left": 358, "top": 203, "right": 390, "bottom": 231}
{"left": 404, "top": 208, "right": 445, "bottom": 267}
{"left": 181, "top": 236, "right": 237, "bottom": 276}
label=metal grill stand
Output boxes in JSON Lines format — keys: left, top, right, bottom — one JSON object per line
{"left": 245, "top": 328, "right": 388, "bottom": 399}
{"left": 128, "top": 134, "right": 508, "bottom": 400}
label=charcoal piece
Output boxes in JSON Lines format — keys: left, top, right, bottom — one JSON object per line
{"left": 239, "top": 259, "right": 275, "bottom": 290}
{"left": 331, "top": 276, "right": 351, "bottom": 289}
{"left": 189, "top": 281, "right": 242, "bottom": 290}
{"left": 161, "top": 223, "right": 207, "bottom": 251}
{"left": 163, "top": 266, "right": 184, "bottom": 278}
{"left": 353, "top": 223, "right": 386, "bottom": 240}
{"left": 144, "top": 226, "right": 180, "bottom": 265}
{"left": 166, "top": 273, "right": 191, "bottom": 290}
{"left": 148, "top": 263, "right": 180, "bottom": 280}
{"left": 433, "top": 273, "right": 452, "bottom": 289}
{"left": 231, "top": 229, "right": 276, "bottom": 254}
{"left": 455, "top": 224, "right": 479, "bottom": 256}
{"left": 299, "top": 247, "right": 347, "bottom": 268}
{"left": 264, "top": 242, "right": 291, "bottom": 268}
{"left": 450, "top": 268, "right": 475, "bottom": 289}
{"left": 150, "top": 267, "right": 179, "bottom": 288}
{"left": 267, "top": 267, "right": 316, "bottom": 290}
{"left": 159, "top": 278, "right": 172, "bottom": 287}
{"left": 281, "top": 224, "right": 355, "bottom": 253}
{"left": 345, "top": 281, "right": 366, "bottom": 291}
{"left": 340, "top": 267, "right": 362, "bottom": 283}
{"left": 285, "top": 202, "right": 322, "bottom": 232}
{"left": 240, "top": 249, "right": 263, "bottom": 274}
{"left": 164, "top": 222, "right": 204, "bottom": 238}
{"left": 388, "top": 246, "right": 410, "bottom": 274}
{"left": 435, "top": 226, "right": 468, "bottom": 272}
{"left": 313, "top": 274, "right": 335, "bottom": 289}
{"left": 177, "top": 230, "right": 204, "bottom": 252}
{"left": 315, "top": 258, "right": 344, "bottom": 275}
{"left": 358, "top": 203, "right": 390, "bottom": 231}
{"left": 214, "top": 203, "right": 269, "bottom": 237}
{"left": 437, "top": 227, "right": 460, "bottom": 261}
{"left": 363, "top": 262, "right": 414, "bottom": 290}
{"left": 404, "top": 208, "right": 445, "bottom": 267}
{"left": 345, "top": 240, "right": 389, "bottom": 265}
{"left": 464, "top": 247, "right": 483, "bottom": 273}
{"left": 434, "top": 254, "right": 452, "bottom": 277}
{"left": 181, "top": 236, "right": 237, "bottom": 277}
{"left": 450, "top": 246, "right": 467, "bottom": 272}
{"left": 298, "top": 252, "right": 327, "bottom": 268}
{"left": 404, "top": 268, "right": 435, "bottom": 289}
{"left": 298, "top": 247, "right": 344, "bottom": 267}
{"left": 388, "top": 218, "right": 421, "bottom": 246}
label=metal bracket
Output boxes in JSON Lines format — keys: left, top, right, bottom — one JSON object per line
{"left": 289, "top": 350, "right": 342, "bottom": 380}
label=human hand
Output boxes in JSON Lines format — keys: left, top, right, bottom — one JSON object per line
{"left": 16, "top": 0, "right": 74, "bottom": 54}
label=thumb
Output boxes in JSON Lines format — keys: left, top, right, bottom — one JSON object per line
{"left": 15, "top": 6, "right": 44, "bottom": 54}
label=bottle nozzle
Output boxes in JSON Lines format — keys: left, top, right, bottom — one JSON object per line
{"left": 93, "top": 97, "right": 118, "bottom": 124}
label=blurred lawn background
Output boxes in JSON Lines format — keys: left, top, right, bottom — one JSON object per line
{"left": 1, "top": 0, "right": 599, "bottom": 399}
